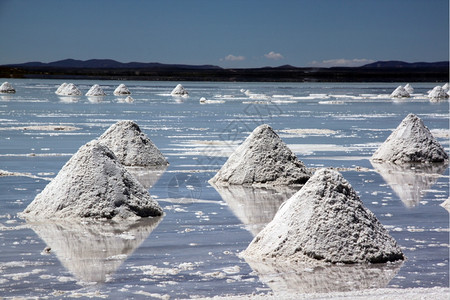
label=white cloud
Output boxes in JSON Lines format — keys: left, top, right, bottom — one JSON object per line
{"left": 264, "top": 51, "right": 284, "bottom": 60}
{"left": 309, "top": 58, "right": 375, "bottom": 67}
{"left": 223, "top": 54, "right": 246, "bottom": 61}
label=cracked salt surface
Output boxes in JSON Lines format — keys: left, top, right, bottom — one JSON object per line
{"left": 0, "top": 80, "right": 448, "bottom": 299}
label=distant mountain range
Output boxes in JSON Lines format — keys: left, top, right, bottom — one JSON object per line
{"left": 4, "top": 58, "right": 222, "bottom": 70}
{"left": 1, "top": 59, "right": 448, "bottom": 82}
{"left": 3, "top": 58, "right": 448, "bottom": 70}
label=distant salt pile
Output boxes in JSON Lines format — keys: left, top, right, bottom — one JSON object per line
{"left": 85, "top": 84, "right": 106, "bottom": 96}
{"left": 56, "top": 83, "right": 82, "bottom": 96}
{"left": 428, "top": 86, "right": 449, "bottom": 100}
{"left": 442, "top": 83, "right": 449, "bottom": 93}
{"left": 98, "top": 120, "right": 169, "bottom": 167}
{"left": 404, "top": 83, "right": 414, "bottom": 94}
{"left": 209, "top": 124, "right": 311, "bottom": 186}
{"left": 0, "top": 82, "right": 16, "bottom": 93}
{"left": 20, "top": 140, "right": 163, "bottom": 220}
{"left": 124, "top": 96, "right": 134, "bottom": 103}
{"left": 55, "top": 83, "right": 68, "bottom": 95}
{"left": 371, "top": 113, "right": 448, "bottom": 163}
{"left": 170, "top": 84, "right": 189, "bottom": 96}
{"left": 390, "top": 85, "right": 410, "bottom": 98}
{"left": 242, "top": 168, "right": 405, "bottom": 264}
{"left": 114, "top": 83, "right": 131, "bottom": 95}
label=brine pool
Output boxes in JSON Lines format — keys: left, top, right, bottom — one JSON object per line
{"left": 0, "top": 79, "right": 448, "bottom": 299}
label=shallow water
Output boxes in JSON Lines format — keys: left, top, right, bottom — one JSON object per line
{"left": 0, "top": 79, "right": 448, "bottom": 299}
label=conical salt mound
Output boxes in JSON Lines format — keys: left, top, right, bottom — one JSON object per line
{"left": 371, "top": 114, "right": 448, "bottom": 163}
{"left": 170, "top": 84, "right": 189, "bottom": 96}
{"left": 0, "top": 82, "right": 16, "bottom": 93}
{"left": 98, "top": 120, "right": 169, "bottom": 167}
{"left": 85, "top": 84, "right": 106, "bottom": 96}
{"left": 20, "top": 140, "right": 163, "bottom": 220}
{"left": 209, "top": 124, "right": 311, "bottom": 186}
{"left": 390, "top": 85, "right": 410, "bottom": 98}
{"left": 242, "top": 168, "right": 404, "bottom": 264}
{"left": 114, "top": 83, "right": 131, "bottom": 95}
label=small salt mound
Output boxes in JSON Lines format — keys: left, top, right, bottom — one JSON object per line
{"left": 442, "top": 83, "right": 449, "bottom": 92}
{"left": 20, "top": 140, "right": 163, "bottom": 220}
{"left": 98, "top": 120, "right": 169, "bottom": 167}
{"left": 441, "top": 198, "right": 450, "bottom": 211}
{"left": 114, "top": 84, "right": 131, "bottom": 95}
{"left": 404, "top": 83, "right": 414, "bottom": 94}
{"left": 371, "top": 113, "right": 448, "bottom": 163}
{"left": 170, "top": 84, "right": 189, "bottom": 96}
{"left": 124, "top": 96, "right": 134, "bottom": 103}
{"left": 58, "top": 83, "right": 82, "bottom": 96}
{"left": 242, "top": 168, "right": 405, "bottom": 264}
{"left": 209, "top": 124, "right": 311, "bottom": 186}
{"left": 0, "top": 82, "right": 16, "bottom": 93}
{"left": 85, "top": 84, "right": 106, "bottom": 96}
{"left": 55, "top": 83, "right": 68, "bottom": 95}
{"left": 428, "top": 86, "right": 449, "bottom": 100}
{"left": 390, "top": 86, "right": 410, "bottom": 98}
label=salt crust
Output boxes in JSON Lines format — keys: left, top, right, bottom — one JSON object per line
{"left": 55, "top": 83, "right": 82, "bottom": 96}
{"left": 20, "top": 140, "right": 163, "bottom": 220}
{"left": 209, "top": 124, "right": 311, "bottom": 186}
{"left": 371, "top": 114, "right": 448, "bottom": 163}
{"left": 171, "top": 84, "right": 189, "bottom": 96}
{"left": 114, "top": 84, "right": 131, "bottom": 95}
{"left": 242, "top": 168, "right": 404, "bottom": 264}
{"left": 85, "top": 84, "right": 106, "bottom": 96}
{"left": 0, "top": 82, "right": 15, "bottom": 93}
{"left": 390, "top": 86, "right": 410, "bottom": 98}
{"left": 98, "top": 120, "right": 169, "bottom": 167}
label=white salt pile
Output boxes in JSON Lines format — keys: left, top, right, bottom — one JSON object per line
{"left": 20, "top": 140, "right": 163, "bottom": 220}
{"left": 428, "top": 86, "right": 449, "bottom": 100}
{"left": 55, "top": 83, "right": 68, "bottom": 95}
{"left": 114, "top": 83, "right": 131, "bottom": 95}
{"left": 124, "top": 95, "right": 134, "bottom": 103}
{"left": 85, "top": 84, "right": 106, "bottom": 96}
{"left": 404, "top": 83, "right": 414, "bottom": 94}
{"left": 371, "top": 113, "right": 448, "bottom": 163}
{"left": 170, "top": 84, "right": 189, "bottom": 96}
{"left": 390, "top": 85, "right": 410, "bottom": 98}
{"left": 0, "top": 82, "right": 16, "bottom": 93}
{"left": 98, "top": 120, "right": 169, "bottom": 167}
{"left": 442, "top": 82, "right": 449, "bottom": 93}
{"left": 56, "top": 83, "right": 82, "bottom": 96}
{"left": 209, "top": 124, "right": 311, "bottom": 186}
{"left": 441, "top": 198, "right": 450, "bottom": 211}
{"left": 242, "top": 168, "right": 405, "bottom": 264}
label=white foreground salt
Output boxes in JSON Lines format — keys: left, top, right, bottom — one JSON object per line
{"left": 242, "top": 168, "right": 404, "bottom": 264}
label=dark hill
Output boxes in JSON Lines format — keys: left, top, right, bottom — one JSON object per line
{"left": 361, "top": 60, "right": 449, "bottom": 69}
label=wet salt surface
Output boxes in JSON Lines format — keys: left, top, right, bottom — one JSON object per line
{"left": 0, "top": 80, "right": 448, "bottom": 298}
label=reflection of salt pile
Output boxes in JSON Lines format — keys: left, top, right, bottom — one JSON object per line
{"left": 209, "top": 124, "right": 311, "bottom": 186}
{"left": 21, "top": 140, "right": 163, "bottom": 220}
{"left": 244, "top": 257, "right": 402, "bottom": 294}
{"left": 242, "top": 168, "right": 404, "bottom": 264}
{"left": 371, "top": 114, "right": 448, "bottom": 163}
{"left": 28, "top": 217, "right": 162, "bottom": 283}
{"left": 56, "top": 83, "right": 82, "bottom": 96}
{"left": 98, "top": 120, "right": 169, "bottom": 167}
{"left": 390, "top": 86, "right": 410, "bottom": 98}
{"left": 211, "top": 184, "right": 299, "bottom": 236}
{"left": 85, "top": 84, "right": 106, "bottom": 96}
{"left": 428, "top": 86, "right": 449, "bottom": 100}
{"left": 404, "top": 83, "right": 414, "bottom": 94}
{"left": 0, "top": 82, "right": 16, "bottom": 93}
{"left": 371, "top": 161, "right": 448, "bottom": 207}
{"left": 170, "top": 84, "right": 189, "bottom": 96}
{"left": 114, "top": 83, "right": 131, "bottom": 95}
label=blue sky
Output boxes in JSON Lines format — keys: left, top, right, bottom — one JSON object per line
{"left": 0, "top": 0, "right": 448, "bottom": 68}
